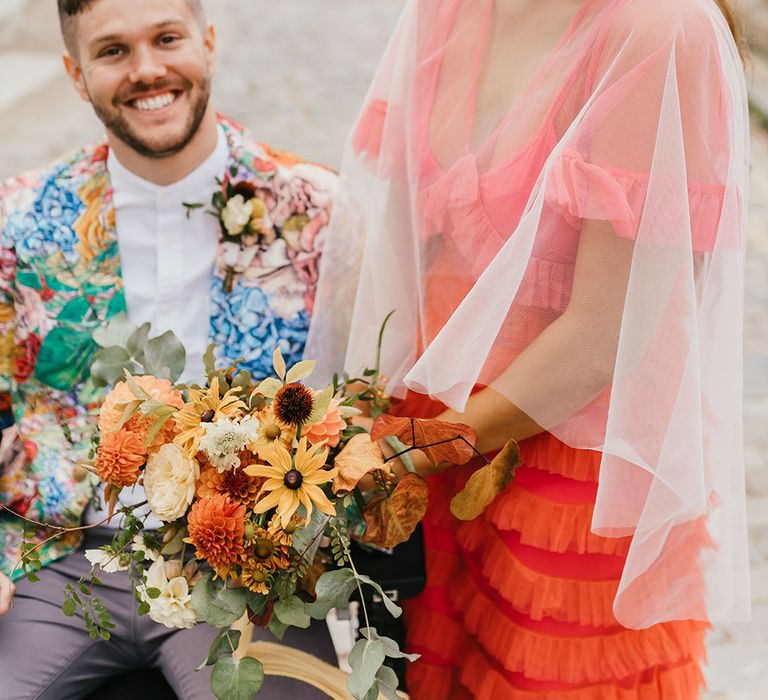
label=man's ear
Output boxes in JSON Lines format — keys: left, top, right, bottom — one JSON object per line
{"left": 204, "top": 23, "right": 217, "bottom": 74}
{"left": 62, "top": 53, "right": 91, "bottom": 104}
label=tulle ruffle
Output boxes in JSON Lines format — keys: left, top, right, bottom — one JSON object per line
{"left": 484, "top": 482, "right": 632, "bottom": 556}
{"left": 459, "top": 646, "right": 705, "bottom": 700}
{"left": 452, "top": 559, "right": 708, "bottom": 685}
{"left": 458, "top": 519, "right": 621, "bottom": 626}
{"left": 519, "top": 433, "right": 602, "bottom": 482}
{"left": 400, "top": 414, "right": 708, "bottom": 699}
{"left": 547, "top": 148, "right": 728, "bottom": 253}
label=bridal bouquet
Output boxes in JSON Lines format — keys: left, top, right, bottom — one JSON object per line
{"left": 10, "top": 316, "right": 521, "bottom": 700}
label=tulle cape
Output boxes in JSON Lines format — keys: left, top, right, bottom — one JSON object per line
{"left": 306, "top": 0, "right": 750, "bottom": 628}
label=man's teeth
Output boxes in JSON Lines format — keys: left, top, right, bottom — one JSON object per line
{"left": 134, "top": 92, "right": 177, "bottom": 111}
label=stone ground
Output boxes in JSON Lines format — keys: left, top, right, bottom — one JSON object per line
{"left": 0, "top": 0, "right": 766, "bottom": 697}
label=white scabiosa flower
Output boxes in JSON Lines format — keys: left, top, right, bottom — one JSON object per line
{"left": 84, "top": 547, "right": 129, "bottom": 573}
{"left": 140, "top": 558, "right": 198, "bottom": 629}
{"left": 221, "top": 194, "right": 253, "bottom": 236}
{"left": 199, "top": 415, "right": 261, "bottom": 473}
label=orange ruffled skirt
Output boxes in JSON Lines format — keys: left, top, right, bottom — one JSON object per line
{"left": 399, "top": 402, "right": 708, "bottom": 699}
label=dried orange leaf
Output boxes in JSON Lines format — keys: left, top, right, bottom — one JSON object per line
{"left": 449, "top": 439, "right": 521, "bottom": 521}
{"left": 370, "top": 414, "right": 477, "bottom": 466}
{"left": 332, "top": 433, "right": 388, "bottom": 493}
{"left": 363, "top": 473, "right": 428, "bottom": 549}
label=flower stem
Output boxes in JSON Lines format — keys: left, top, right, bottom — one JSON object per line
{"left": 0, "top": 502, "right": 147, "bottom": 573}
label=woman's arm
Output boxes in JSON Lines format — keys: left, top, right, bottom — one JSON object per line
{"left": 411, "top": 219, "right": 634, "bottom": 475}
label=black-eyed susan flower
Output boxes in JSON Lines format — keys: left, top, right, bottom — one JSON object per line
{"left": 246, "top": 437, "right": 336, "bottom": 527}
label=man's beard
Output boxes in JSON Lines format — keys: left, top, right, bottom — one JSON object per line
{"left": 90, "top": 76, "right": 212, "bottom": 159}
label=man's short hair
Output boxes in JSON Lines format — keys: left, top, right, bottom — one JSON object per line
{"left": 58, "top": 0, "right": 205, "bottom": 57}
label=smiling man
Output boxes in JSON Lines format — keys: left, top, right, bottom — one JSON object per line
{"left": 0, "top": 1, "right": 337, "bottom": 698}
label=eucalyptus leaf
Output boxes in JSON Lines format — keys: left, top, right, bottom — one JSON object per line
{"left": 196, "top": 628, "right": 242, "bottom": 671}
{"left": 305, "top": 568, "right": 357, "bottom": 620}
{"left": 90, "top": 347, "right": 135, "bottom": 388}
{"left": 190, "top": 572, "right": 248, "bottom": 628}
{"left": 126, "top": 322, "right": 151, "bottom": 359}
{"left": 273, "top": 595, "right": 311, "bottom": 629}
{"left": 361, "top": 627, "right": 419, "bottom": 661}
{"left": 290, "top": 507, "right": 329, "bottom": 565}
{"left": 267, "top": 614, "right": 288, "bottom": 641}
{"left": 142, "top": 331, "right": 186, "bottom": 382}
{"left": 272, "top": 575, "right": 296, "bottom": 601}
{"left": 376, "top": 665, "right": 402, "bottom": 700}
{"left": 246, "top": 591, "right": 269, "bottom": 616}
{"left": 357, "top": 575, "right": 402, "bottom": 619}
{"left": 285, "top": 360, "right": 316, "bottom": 384}
{"left": 93, "top": 313, "right": 135, "bottom": 349}
{"left": 347, "top": 638, "right": 386, "bottom": 700}
{"left": 210, "top": 655, "right": 264, "bottom": 700}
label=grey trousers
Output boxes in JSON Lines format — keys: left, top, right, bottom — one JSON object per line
{"left": 0, "top": 528, "right": 337, "bottom": 700}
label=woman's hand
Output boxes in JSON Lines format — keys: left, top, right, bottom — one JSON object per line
{"left": 0, "top": 571, "right": 16, "bottom": 616}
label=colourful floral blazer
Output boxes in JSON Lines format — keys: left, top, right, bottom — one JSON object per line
{"left": 0, "top": 117, "right": 336, "bottom": 578}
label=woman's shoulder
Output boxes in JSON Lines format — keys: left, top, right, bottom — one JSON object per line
{"left": 603, "top": 0, "right": 728, "bottom": 52}
{"left": 592, "top": 0, "right": 736, "bottom": 79}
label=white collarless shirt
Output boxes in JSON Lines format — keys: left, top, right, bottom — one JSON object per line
{"left": 84, "top": 126, "right": 229, "bottom": 529}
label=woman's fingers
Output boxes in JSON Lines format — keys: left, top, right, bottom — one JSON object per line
{"left": 0, "top": 572, "right": 16, "bottom": 616}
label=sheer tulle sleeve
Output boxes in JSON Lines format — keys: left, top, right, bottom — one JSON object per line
{"left": 547, "top": 5, "right": 738, "bottom": 249}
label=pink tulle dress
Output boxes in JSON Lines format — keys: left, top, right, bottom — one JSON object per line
{"left": 310, "top": 1, "right": 749, "bottom": 697}
{"left": 397, "top": 128, "right": 708, "bottom": 698}
{"left": 390, "top": 3, "right": 715, "bottom": 698}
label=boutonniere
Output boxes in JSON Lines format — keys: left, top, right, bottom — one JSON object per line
{"left": 184, "top": 167, "right": 277, "bottom": 293}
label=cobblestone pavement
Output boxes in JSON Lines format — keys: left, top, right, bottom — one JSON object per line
{"left": 0, "top": 1, "right": 766, "bottom": 697}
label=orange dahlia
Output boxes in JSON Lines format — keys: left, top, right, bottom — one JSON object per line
{"left": 196, "top": 464, "right": 263, "bottom": 508}
{"left": 95, "top": 429, "right": 146, "bottom": 487}
{"left": 186, "top": 494, "right": 246, "bottom": 578}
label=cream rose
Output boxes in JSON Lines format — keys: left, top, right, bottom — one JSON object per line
{"left": 143, "top": 444, "right": 199, "bottom": 522}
